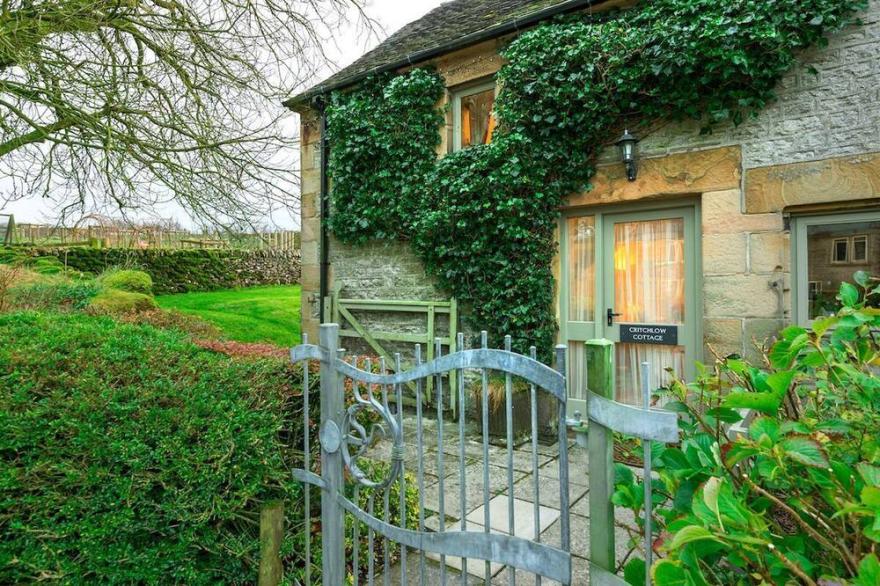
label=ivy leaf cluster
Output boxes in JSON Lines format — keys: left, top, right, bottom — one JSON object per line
{"left": 326, "top": 69, "right": 445, "bottom": 243}
{"left": 326, "top": 0, "right": 866, "bottom": 361}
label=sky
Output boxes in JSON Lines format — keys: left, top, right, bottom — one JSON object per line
{"left": 0, "top": 0, "right": 447, "bottom": 230}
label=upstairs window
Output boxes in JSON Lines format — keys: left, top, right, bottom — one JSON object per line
{"left": 452, "top": 80, "right": 496, "bottom": 151}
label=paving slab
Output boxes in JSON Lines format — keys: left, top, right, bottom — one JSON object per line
{"left": 465, "top": 495, "right": 559, "bottom": 538}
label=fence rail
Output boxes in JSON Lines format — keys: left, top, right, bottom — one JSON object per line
{"left": 6, "top": 220, "right": 299, "bottom": 251}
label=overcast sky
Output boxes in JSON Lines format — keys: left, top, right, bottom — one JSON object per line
{"left": 0, "top": 0, "right": 446, "bottom": 230}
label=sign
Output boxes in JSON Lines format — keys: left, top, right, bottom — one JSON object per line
{"left": 620, "top": 324, "right": 678, "bottom": 346}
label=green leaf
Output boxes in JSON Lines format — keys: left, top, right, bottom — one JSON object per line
{"left": 652, "top": 559, "right": 689, "bottom": 586}
{"left": 623, "top": 558, "right": 646, "bottom": 586}
{"left": 667, "top": 525, "right": 726, "bottom": 550}
{"left": 862, "top": 486, "right": 880, "bottom": 508}
{"left": 840, "top": 282, "right": 860, "bottom": 307}
{"left": 858, "top": 463, "right": 880, "bottom": 487}
{"left": 780, "top": 437, "right": 829, "bottom": 468}
{"left": 703, "top": 477, "right": 724, "bottom": 531}
{"left": 854, "top": 553, "right": 880, "bottom": 586}
{"left": 749, "top": 417, "right": 780, "bottom": 443}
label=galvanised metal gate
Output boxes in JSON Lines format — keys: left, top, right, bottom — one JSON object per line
{"left": 292, "top": 323, "right": 572, "bottom": 585}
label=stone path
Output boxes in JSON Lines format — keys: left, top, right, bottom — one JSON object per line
{"left": 366, "top": 412, "right": 645, "bottom": 584}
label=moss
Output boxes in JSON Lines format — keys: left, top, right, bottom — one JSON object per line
{"left": 97, "top": 268, "right": 153, "bottom": 294}
{"left": 89, "top": 289, "right": 157, "bottom": 314}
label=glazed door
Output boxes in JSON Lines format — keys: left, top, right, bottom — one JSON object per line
{"left": 601, "top": 208, "right": 697, "bottom": 405}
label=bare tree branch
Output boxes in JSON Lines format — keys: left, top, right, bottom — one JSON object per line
{"left": 0, "top": 0, "right": 372, "bottom": 227}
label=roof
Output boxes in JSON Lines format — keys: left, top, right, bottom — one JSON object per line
{"left": 284, "top": 0, "right": 604, "bottom": 108}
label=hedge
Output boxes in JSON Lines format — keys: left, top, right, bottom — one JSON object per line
{"left": 0, "top": 311, "right": 415, "bottom": 583}
{"left": 7, "top": 247, "right": 301, "bottom": 294}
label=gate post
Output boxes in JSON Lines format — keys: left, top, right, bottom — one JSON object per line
{"left": 319, "top": 324, "right": 344, "bottom": 585}
{"left": 585, "top": 339, "right": 616, "bottom": 574}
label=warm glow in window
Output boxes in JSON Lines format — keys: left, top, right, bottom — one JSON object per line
{"left": 458, "top": 87, "right": 495, "bottom": 148}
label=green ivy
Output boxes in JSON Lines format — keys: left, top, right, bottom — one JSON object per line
{"left": 326, "top": 0, "right": 866, "bottom": 359}
{"left": 326, "top": 69, "right": 445, "bottom": 242}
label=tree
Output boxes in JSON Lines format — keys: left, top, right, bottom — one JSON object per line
{"left": 0, "top": 0, "right": 365, "bottom": 225}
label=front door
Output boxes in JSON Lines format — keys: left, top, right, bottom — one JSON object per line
{"left": 561, "top": 204, "right": 698, "bottom": 409}
{"left": 602, "top": 208, "right": 697, "bottom": 404}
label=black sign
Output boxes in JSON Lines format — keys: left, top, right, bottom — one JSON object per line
{"left": 620, "top": 324, "right": 678, "bottom": 346}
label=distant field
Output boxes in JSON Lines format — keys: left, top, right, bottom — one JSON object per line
{"left": 156, "top": 285, "right": 301, "bottom": 346}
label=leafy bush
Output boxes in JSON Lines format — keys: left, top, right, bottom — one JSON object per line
{"left": 0, "top": 311, "right": 418, "bottom": 583}
{"left": 613, "top": 273, "right": 880, "bottom": 585}
{"left": 7, "top": 280, "right": 100, "bottom": 311}
{"left": 89, "top": 289, "right": 158, "bottom": 314}
{"left": 97, "top": 268, "right": 153, "bottom": 294}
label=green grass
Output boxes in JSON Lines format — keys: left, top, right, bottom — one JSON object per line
{"left": 156, "top": 284, "right": 301, "bottom": 346}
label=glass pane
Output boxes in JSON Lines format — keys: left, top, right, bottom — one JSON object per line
{"left": 616, "top": 343, "right": 684, "bottom": 405}
{"left": 567, "top": 216, "right": 595, "bottom": 322}
{"left": 853, "top": 236, "right": 868, "bottom": 262}
{"left": 567, "top": 340, "right": 587, "bottom": 401}
{"left": 460, "top": 87, "right": 495, "bottom": 148}
{"left": 612, "top": 218, "right": 685, "bottom": 404}
{"left": 807, "top": 221, "right": 880, "bottom": 319}
{"left": 613, "top": 218, "right": 685, "bottom": 323}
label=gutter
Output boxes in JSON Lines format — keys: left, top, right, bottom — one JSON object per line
{"left": 283, "top": 0, "right": 608, "bottom": 109}
{"left": 317, "top": 99, "right": 330, "bottom": 323}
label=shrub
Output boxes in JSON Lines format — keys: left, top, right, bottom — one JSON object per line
{"left": 613, "top": 272, "right": 880, "bottom": 585}
{"left": 0, "top": 311, "right": 418, "bottom": 583}
{"left": 97, "top": 268, "right": 153, "bottom": 294}
{"left": 89, "top": 289, "right": 158, "bottom": 314}
{"left": 7, "top": 280, "right": 100, "bottom": 311}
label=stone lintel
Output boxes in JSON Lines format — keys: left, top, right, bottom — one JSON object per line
{"left": 564, "top": 146, "right": 742, "bottom": 208}
{"left": 745, "top": 151, "right": 880, "bottom": 213}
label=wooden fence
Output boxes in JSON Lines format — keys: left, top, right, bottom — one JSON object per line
{"left": 7, "top": 221, "right": 299, "bottom": 251}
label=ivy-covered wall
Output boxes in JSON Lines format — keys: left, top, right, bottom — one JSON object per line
{"left": 16, "top": 247, "right": 301, "bottom": 294}
{"left": 319, "top": 0, "right": 867, "bottom": 360}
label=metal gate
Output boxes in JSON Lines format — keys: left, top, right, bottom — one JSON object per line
{"left": 292, "top": 323, "right": 572, "bottom": 585}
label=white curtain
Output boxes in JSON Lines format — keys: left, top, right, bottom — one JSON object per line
{"left": 567, "top": 217, "right": 595, "bottom": 322}
{"left": 613, "top": 219, "right": 685, "bottom": 405}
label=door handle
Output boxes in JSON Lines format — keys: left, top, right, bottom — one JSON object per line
{"left": 606, "top": 308, "right": 621, "bottom": 326}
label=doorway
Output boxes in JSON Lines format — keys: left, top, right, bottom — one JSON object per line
{"left": 560, "top": 203, "right": 699, "bottom": 411}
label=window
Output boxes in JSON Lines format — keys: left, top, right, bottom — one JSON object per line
{"left": 452, "top": 80, "right": 496, "bottom": 151}
{"left": 793, "top": 211, "right": 880, "bottom": 323}
{"left": 853, "top": 235, "right": 868, "bottom": 262}
{"left": 831, "top": 238, "right": 848, "bottom": 263}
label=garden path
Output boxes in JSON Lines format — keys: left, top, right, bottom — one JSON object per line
{"left": 367, "top": 413, "right": 644, "bottom": 584}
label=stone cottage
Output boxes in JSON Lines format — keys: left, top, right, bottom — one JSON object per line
{"left": 286, "top": 0, "right": 880, "bottom": 410}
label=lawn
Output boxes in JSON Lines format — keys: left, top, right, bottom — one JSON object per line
{"left": 156, "top": 284, "right": 301, "bottom": 346}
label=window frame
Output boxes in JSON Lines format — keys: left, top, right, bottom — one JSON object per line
{"left": 852, "top": 234, "right": 869, "bottom": 263}
{"left": 830, "top": 237, "right": 849, "bottom": 264}
{"left": 451, "top": 79, "right": 497, "bottom": 152}
{"left": 792, "top": 210, "right": 880, "bottom": 325}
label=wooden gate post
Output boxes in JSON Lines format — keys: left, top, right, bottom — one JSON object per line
{"left": 586, "top": 339, "right": 616, "bottom": 575}
{"left": 258, "top": 501, "right": 284, "bottom": 586}
{"left": 319, "top": 324, "right": 345, "bottom": 585}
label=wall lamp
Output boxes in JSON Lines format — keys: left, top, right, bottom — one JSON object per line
{"left": 616, "top": 129, "right": 639, "bottom": 181}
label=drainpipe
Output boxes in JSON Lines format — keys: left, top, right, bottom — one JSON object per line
{"left": 316, "top": 98, "right": 330, "bottom": 323}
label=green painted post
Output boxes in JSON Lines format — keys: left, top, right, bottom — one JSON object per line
{"left": 586, "top": 339, "right": 616, "bottom": 574}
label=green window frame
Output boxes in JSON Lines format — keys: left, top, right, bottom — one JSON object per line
{"left": 450, "top": 79, "right": 496, "bottom": 152}
{"left": 792, "top": 209, "right": 880, "bottom": 325}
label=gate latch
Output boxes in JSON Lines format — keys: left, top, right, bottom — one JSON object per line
{"left": 565, "top": 411, "right": 589, "bottom": 448}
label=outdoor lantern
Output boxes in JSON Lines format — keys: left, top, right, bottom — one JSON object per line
{"left": 616, "top": 129, "right": 639, "bottom": 181}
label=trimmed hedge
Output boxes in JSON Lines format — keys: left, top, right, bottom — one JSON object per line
{"left": 8, "top": 247, "right": 301, "bottom": 294}
{"left": 0, "top": 311, "right": 417, "bottom": 583}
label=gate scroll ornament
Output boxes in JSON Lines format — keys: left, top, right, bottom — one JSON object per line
{"left": 291, "top": 323, "right": 573, "bottom": 585}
